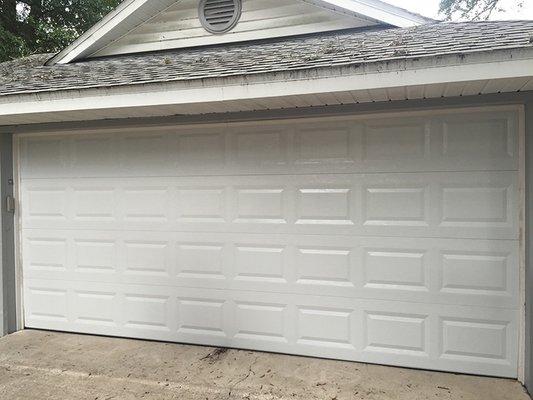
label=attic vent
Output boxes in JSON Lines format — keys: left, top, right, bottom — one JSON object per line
{"left": 199, "top": 0, "right": 242, "bottom": 34}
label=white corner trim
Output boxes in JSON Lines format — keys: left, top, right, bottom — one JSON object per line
{"left": 518, "top": 105, "right": 527, "bottom": 384}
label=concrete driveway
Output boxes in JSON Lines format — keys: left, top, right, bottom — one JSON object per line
{"left": 0, "top": 330, "right": 528, "bottom": 400}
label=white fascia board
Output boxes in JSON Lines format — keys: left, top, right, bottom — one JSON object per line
{"left": 318, "top": 0, "right": 434, "bottom": 27}
{"left": 2, "top": 54, "right": 532, "bottom": 119}
{"left": 48, "top": 0, "right": 176, "bottom": 65}
{"left": 48, "top": 0, "right": 140, "bottom": 65}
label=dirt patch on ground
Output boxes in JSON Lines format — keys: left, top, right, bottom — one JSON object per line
{"left": 200, "top": 347, "right": 230, "bottom": 364}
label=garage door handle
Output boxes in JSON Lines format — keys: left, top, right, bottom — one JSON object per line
{"left": 6, "top": 196, "right": 15, "bottom": 213}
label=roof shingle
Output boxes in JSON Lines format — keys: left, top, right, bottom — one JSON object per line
{"left": 1, "top": 20, "right": 533, "bottom": 97}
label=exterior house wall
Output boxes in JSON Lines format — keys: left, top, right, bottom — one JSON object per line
{"left": 0, "top": 134, "right": 15, "bottom": 336}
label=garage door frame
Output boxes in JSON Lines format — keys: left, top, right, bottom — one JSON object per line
{"left": 11, "top": 103, "right": 528, "bottom": 381}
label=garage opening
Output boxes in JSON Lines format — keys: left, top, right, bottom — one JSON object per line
{"left": 18, "top": 107, "right": 521, "bottom": 378}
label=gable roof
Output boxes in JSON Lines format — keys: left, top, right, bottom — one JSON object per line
{"left": 89, "top": 0, "right": 380, "bottom": 59}
{"left": 3, "top": 21, "right": 532, "bottom": 97}
{"left": 47, "top": 0, "right": 433, "bottom": 65}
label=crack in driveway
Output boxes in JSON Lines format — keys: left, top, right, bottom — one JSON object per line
{"left": 0, "top": 363, "right": 289, "bottom": 400}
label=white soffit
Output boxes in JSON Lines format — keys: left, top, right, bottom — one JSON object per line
{"left": 48, "top": 0, "right": 431, "bottom": 65}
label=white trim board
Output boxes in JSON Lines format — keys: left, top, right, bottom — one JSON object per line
{"left": 518, "top": 105, "right": 527, "bottom": 383}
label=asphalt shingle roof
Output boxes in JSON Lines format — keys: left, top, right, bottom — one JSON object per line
{"left": 1, "top": 20, "right": 533, "bottom": 97}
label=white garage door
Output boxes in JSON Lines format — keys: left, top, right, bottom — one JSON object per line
{"left": 19, "top": 107, "right": 520, "bottom": 377}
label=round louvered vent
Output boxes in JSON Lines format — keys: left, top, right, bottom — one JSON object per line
{"left": 199, "top": 0, "right": 242, "bottom": 34}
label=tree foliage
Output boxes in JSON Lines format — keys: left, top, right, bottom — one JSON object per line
{"left": 0, "top": 0, "right": 122, "bottom": 62}
{"left": 439, "top": 0, "right": 523, "bottom": 21}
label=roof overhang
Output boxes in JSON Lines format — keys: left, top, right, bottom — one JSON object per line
{"left": 2, "top": 48, "right": 532, "bottom": 127}
{"left": 307, "top": 0, "right": 433, "bottom": 27}
{"left": 47, "top": 0, "right": 432, "bottom": 65}
{"left": 47, "top": 0, "right": 178, "bottom": 65}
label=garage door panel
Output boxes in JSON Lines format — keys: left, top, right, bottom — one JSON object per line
{"left": 436, "top": 112, "right": 517, "bottom": 162}
{"left": 19, "top": 110, "right": 518, "bottom": 180}
{"left": 22, "top": 230, "right": 519, "bottom": 309}
{"left": 21, "top": 171, "right": 518, "bottom": 240}
{"left": 19, "top": 107, "right": 521, "bottom": 378}
{"left": 23, "top": 278, "right": 519, "bottom": 377}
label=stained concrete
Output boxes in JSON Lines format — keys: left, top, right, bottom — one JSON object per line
{"left": 0, "top": 330, "right": 528, "bottom": 400}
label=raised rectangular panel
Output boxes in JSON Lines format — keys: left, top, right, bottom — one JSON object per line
{"left": 176, "top": 243, "right": 224, "bottom": 279}
{"left": 235, "top": 131, "right": 286, "bottom": 166}
{"left": 235, "top": 302, "right": 287, "bottom": 341}
{"left": 178, "top": 133, "right": 225, "bottom": 167}
{"left": 26, "top": 189, "right": 66, "bottom": 218}
{"left": 297, "top": 307, "right": 353, "bottom": 348}
{"left": 26, "top": 288, "right": 68, "bottom": 322}
{"left": 363, "top": 122, "right": 427, "bottom": 160}
{"left": 73, "top": 189, "right": 114, "bottom": 219}
{"left": 26, "top": 239, "right": 67, "bottom": 271}
{"left": 124, "top": 294, "right": 170, "bottom": 331}
{"left": 123, "top": 188, "right": 167, "bottom": 220}
{"left": 295, "top": 126, "right": 354, "bottom": 163}
{"left": 236, "top": 188, "right": 285, "bottom": 223}
{"left": 75, "top": 240, "right": 116, "bottom": 273}
{"left": 441, "top": 186, "right": 508, "bottom": 224}
{"left": 296, "top": 188, "right": 353, "bottom": 225}
{"left": 177, "top": 188, "right": 225, "bottom": 221}
{"left": 442, "top": 118, "right": 513, "bottom": 159}
{"left": 365, "top": 312, "right": 427, "bottom": 354}
{"left": 74, "top": 291, "right": 116, "bottom": 326}
{"left": 364, "top": 187, "right": 427, "bottom": 225}
{"left": 364, "top": 250, "right": 427, "bottom": 290}
{"left": 296, "top": 248, "right": 352, "bottom": 287}
{"left": 442, "top": 252, "right": 508, "bottom": 294}
{"left": 177, "top": 298, "right": 225, "bottom": 336}
{"left": 441, "top": 318, "right": 508, "bottom": 361}
{"left": 72, "top": 137, "right": 114, "bottom": 173}
{"left": 125, "top": 242, "right": 168, "bottom": 275}
{"left": 235, "top": 246, "right": 285, "bottom": 282}
{"left": 121, "top": 134, "right": 171, "bottom": 172}
{"left": 23, "top": 137, "right": 65, "bottom": 176}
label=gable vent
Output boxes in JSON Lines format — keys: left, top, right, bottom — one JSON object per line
{"left": 199, "top": 0, "right": 242, "bottom": 34}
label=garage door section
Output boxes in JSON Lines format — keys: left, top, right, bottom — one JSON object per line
{"left": 19, "top": 107, "right": 520, "bottom": 377}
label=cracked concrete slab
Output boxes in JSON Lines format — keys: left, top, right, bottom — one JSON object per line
{"left": 0, "top": 330, "right": 529, "bottom": 400}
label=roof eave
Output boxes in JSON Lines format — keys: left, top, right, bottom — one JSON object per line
{"left": 2, "top": 47, "right": 533, "bottom": 126}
